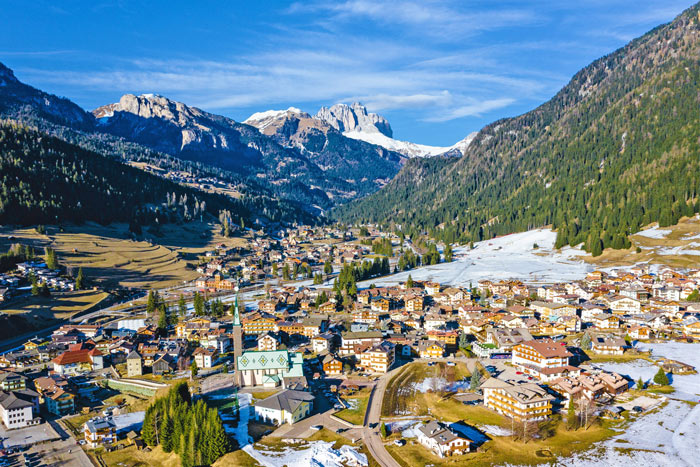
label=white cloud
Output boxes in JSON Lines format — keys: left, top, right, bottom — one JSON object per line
{"left": 424, "top": 97, "right": 515, "bottom": 122}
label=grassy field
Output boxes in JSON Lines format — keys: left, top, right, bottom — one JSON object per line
{"left": 584, "top": 349, "right": 653, "bottom": 363}
{"left": 382, "top": 362, "right": 472, "bottom": 417}
{"left": 0, "top": 222, "right": 248, "bottom": 289}
{"left": 387, "top": 420, "right": 619, "bottom": 466}
{"left": 587, "top": 216, "right": 700, "bottom": 268}
{"left": 93, "top": 444, "right": 180, "bottom": 467}
{"left": 335, "top": 388, "right": 372, "bottom": 425}
{"left": 0, "top": 289, "right": 108, "bottom": 323}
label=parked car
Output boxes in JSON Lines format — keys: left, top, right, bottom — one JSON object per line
{"left": 393, "top": 439, "right": 406, "bottom": 446}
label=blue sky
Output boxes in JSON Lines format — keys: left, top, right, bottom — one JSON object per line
{"left": 0, "top": 0, "right": 696, "bottom": 145}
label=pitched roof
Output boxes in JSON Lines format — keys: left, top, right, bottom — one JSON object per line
{"left": 254, "top": 389, "right": 315, "bottom": 413}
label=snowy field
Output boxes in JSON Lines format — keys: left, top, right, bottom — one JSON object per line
{"left": 243, "top": 441, "right": 368, "bottom": 467}
{"left": 545, "top": 343, "right": 700, "bottom": 466}
{"left": 412, "top": 377, "right": 470, "bottom": 393}
{"left": 359, "top": 229, "right": 592, "bottom": 288}
{"left": 635, "top": 225, "right": 672, "bottom": 239}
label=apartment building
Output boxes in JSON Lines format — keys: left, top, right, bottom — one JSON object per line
{"left": 481, "top": 379, "right": 554, "bottom": 421}
{"left": 359, "top": 341, "right": 395, "bottom": 374}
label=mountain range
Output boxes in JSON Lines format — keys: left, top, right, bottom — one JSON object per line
{"left": 334, "top": 2, "right": 700, "bottom": 255}
{"left": 3, "top": 2, "right": 700, "bottom": 249}
{"left": 1, "top": 60, "right": 469, "bottom": 222}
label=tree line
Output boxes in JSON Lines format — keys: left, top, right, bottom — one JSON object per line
{"left": 141, "top": 381, "right": 229, "bottom": 467}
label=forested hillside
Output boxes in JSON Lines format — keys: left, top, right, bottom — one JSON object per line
{"left": 334, "top": 4, "right": 700, "bottom": 255}
{"left": 0, "top": 121, "right": 252, "bottom": 227}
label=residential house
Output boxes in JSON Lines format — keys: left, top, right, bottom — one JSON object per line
{"left": 417, "top": 420, "right": 472, "bottom": 458}
{"left": 419, "top": 341, "right": 446, "bottom": 359}
{"left": 52, "top": 343, "right": 104, "bottom": 375}
{"left": 126, "top": 351, "right": 143, "bottom": 377}
{"left": 83, "top": 417, "right": 117, "bottom": 447}
{"left": 322, "top": 354, "right": 343, "bottom": 376}
{"left": 591, "top": 336, "right": 626, "bottom": 355}
{"left": 193, "top": 347, "right": 218, "bottom": 369}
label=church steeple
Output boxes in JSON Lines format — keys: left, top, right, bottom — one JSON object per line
{"left": 233, "top": 289, "right": 241, "bottom": 326}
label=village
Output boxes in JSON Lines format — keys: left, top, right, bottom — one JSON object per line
{"left": 1, "top": 225, "right": 700, "bottom": 466}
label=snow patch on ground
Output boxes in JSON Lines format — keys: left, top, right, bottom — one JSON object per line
{"left": 243, "top": 441, "right": 368, "bottom": 467}
{"left": 546, "top": 343, "right": 700, "bottom": 466}
{"left": 359, "top": 229, "right": 592, "bottom": 288}
{"left": 657, "top": 246, "right": 700, "bottom": 256}
{"left": 219, "top": 392, "right": 252, "bottom": 448}
{"left": 479, "top": 424, "right": 512, "bottom": 437}
{"left": 682, "top": 233, "right": 700, "bottom": 240}
{"left": 411, "top": 377, "right": 470, "bottom": 393}
{"left": 635, "top": 225, "right": 672, "bottom": 239}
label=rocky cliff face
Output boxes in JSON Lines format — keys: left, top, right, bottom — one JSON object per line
{"left": 0, "top": 62, "right": 94, "bottom": 129}
{"left": 315, "top": 102, "right": 393, "bottom": 137}
{"left": 93, "top": 94, "right": 256, "bottom": 158}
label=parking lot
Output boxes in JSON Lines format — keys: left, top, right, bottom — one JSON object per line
{"left": 0, "top": 423, "right": 59, "bottom": 449}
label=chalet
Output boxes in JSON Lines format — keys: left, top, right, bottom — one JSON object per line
{"left": 592, "top": 314, "right": 620, "bottom": 330}
{"left": 340, "top": 331, "right": 383, "bottom": 356}
{"left": 322, "top": 354, "right": 343, "bottom": 376}
{"left": 419, "top": 341, "right": 445, "bottom": 359}
{"left": 481, "top": 379, "right": 554, "bottom": 421}
{"left": 512, "top": 339, "right": 579, "bottom": 382}
{"left": 193, "top": 347, "right": 218, "bottom": 369}
{"left": 608, "top": 296, "right": 641, "bottom": 315}
{"left": 83, "top": 417, "right": 117, "bottom": 447}
{"left": 417, "top": 420, "right": 472, "bottom": 458}
{"left": 628, "top": 326, "right": 654, "bottom": 340}
{"left": 311, "top": 333, "right": 334, "bottom": 353}
{"left": 591, "top": 336, "right": 626, "bottom": 355}
{"left": 258, "top": 332, "right": 280, "bottom": 351}
{"left": 0, "top": 371, "right": 27, "bottom": 391}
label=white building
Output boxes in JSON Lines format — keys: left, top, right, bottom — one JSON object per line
{"left": 253, "top": 389, "right": 315, "bottom": 425}
{"left": 0, "top": 390, "right": 40, "bottom": 429}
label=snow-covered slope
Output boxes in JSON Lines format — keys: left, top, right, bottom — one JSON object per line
{"left": 315, "top": 102, "right": 475, "bottom": 157}
{"left": 243, "top": 107, "right": 305, "bottom": 131}
{"left": 245, "top": 102, "right": 477, "bottom": 158}
{"left": 343, "top": 129, "right": 476, "bottom": 158}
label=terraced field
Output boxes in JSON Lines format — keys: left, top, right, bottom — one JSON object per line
{"left": 1, "top": 221, "right": 248, "bottom": 289}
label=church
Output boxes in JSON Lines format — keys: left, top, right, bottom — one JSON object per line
{"left": 231, "top": 291, "right": 306, "bottom": 388}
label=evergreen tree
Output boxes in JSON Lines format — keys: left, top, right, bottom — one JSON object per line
{"left": 470, "top": 369, "right": 481, "bottom": 390}
{"left": 282, "top": 264, "right": 290, "bottom": 280}
{"left": 567, "top": 398, "right": 578, "bottom": 430}
{"left": 580, "top": 333, "right": 592, "bottom": 350}
{"left": 75, "top": 267, "right": 84, "bottom": 290}
{"left": 178, "top": 295, "right": 187, "bottom": 316}
{"left": 324, "top": 260, "right": 333, "bottom": 275}
{"left": 653, "top": 368, "right": 669, "bottom": 386}
{"left": 191, "top": 361, "right": 199, "bottom": 380}
{"left": 380, "top": 422, "right": 388, "bottom": 438}
{"left": 406, "top": 274, "right": 414, "bottom": 288}
{"left": 636, "top": 377, "right": 645, "bottom": 390}
{"left": 45, "top": 247, "right": 58, "bottom": 270}
{"left": 444, "top": 243, "right": 453, "bottom": 262}
{"left": 193, "top": 292, "right": 204, "bottom": 316}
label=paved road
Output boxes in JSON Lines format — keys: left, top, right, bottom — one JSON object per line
{"left": 361, "top": 367, "right": 402, "bottom": 467}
